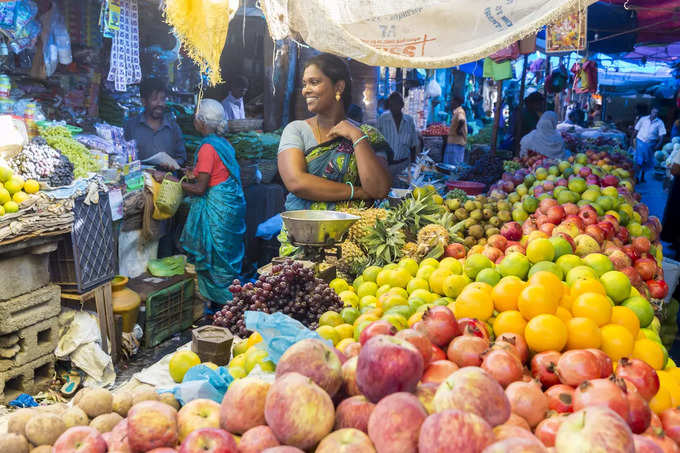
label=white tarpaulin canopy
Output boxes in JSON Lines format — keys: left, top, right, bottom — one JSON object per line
{"left": 260, "top": 0, "right": 597, "bottom": 68}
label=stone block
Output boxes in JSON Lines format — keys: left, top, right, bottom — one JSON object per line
{"left": 0, "top": 285, "right": 60, "bottom": 334}
{"left": 0, "top": 317, "right": 59, "bottom": 371}
{"left": 0, "top": 353, "right": 54, "bottom": 404}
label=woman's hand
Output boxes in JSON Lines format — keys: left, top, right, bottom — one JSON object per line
{"left": 328, "top": 120, "right": 363, "bottom": 142}
{"left": 150, "top": 170, "right": 166, "bottom": 183}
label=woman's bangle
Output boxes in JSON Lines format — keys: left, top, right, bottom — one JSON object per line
{"left": 353, "top": 134, "right": 369, "bottom": 147}
{"left": 346, "top": 181, "right": 355, "bottom": 200}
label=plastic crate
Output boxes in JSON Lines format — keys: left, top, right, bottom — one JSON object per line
{"left": 144, "top": 279, "right": 196, "bottom": 348}
{"left": 49, "top": 191, "right": 115, "bottom": 293}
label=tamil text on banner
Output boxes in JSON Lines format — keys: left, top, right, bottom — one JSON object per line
{"left": 260, "top": 0, "right": 596, "bottom": 68}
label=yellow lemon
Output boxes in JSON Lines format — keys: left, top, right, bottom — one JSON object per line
{"left": 24, "top": 180, "right": 39, "bottom": 194}
{"left": 169, "top": 350, "right": 201, "bottom": 383}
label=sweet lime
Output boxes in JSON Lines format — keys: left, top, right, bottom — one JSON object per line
{"left": 319, "top": 311, "right": 344, "bottom": 327}
{"left": 362, "top": 265, "right": 382, "bottom": 282}
{"left": 341, "top": 307, "right": 360, "bottom": 324}
{"left": 169, "top": 350, "right": 201, "bottom": 383}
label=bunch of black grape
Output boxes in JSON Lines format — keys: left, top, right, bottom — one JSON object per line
{"left": 213, "top": 259, "right": 344, "bottom": 337}
{"left": 48, "top": 154, "right": 74, "bottom": 187}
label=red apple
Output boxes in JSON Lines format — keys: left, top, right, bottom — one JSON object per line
{"left": 635, "top": 258, "right": 658, "bottom": 281}
{"left": 104, "top": 419, "right": 130, "bottom": 453}
{"left": 275, "top": 338, "right": 343, "bottom": 397}
{"left": 621, "top": 266, "right": 643, "bottom": 288}
{"left": 547, "top": 205, "right": 566, "bottom": 224}
{"left": 359, "top": 320, "right": 396, "bottom": 346}
{"left": 395, "top": 329, "right": 432, "bottom": 364}
{"left": 238, "top": 426, "right": 279, "bottom": 453}
{"left": 54, "top": 427, "right": 107, "bottom": 453}
{"left": 316, "top": 428, "right": 376, "bottom": 453}
{"left": 178, "top": 399, "right": 221, "bottom": 442}
{"left": 487, "top": 234, "right": 508, "bottom": 251}
{"left": 341, "top": 356, "right": 360, "bottom": 396}
{"left": 555, "top": 406, "right": 634, "bottom": 453}
{"left": 564, "top": 214, "right": 585, "bottom": 230}
{"left": 367, "top": 392, "right": 426, "bottom": 452}
{"left": 127, "top": 401, "right": 178, "bottom": 452}
{"left": 415, "top": 382, "right": 438, "bottom": 414}
{"left": 334, "top": 395, "right": 375, "bottom": 433}
{"left": 622, "top": 244, "right": 640, "bottom": 262}
{"left": 585, "top": 224, "right": 606, "bottom": 244}
{"left": 264, "top": 372, "right": 335, "bottom": 450}
{"left": 563, "top": 203, "right": 579, "bottom": 216}
{"left": 616, "top": 227, "right": 630, "bottom": 244}
{"left": 482, "top": 246, "right": 503, "bottom": 263}
{"left": 598, "top": 221, "right": 616, "bottom": 240}
{"left": 647, "top": 280, "right": 669, "bottom": 299}
{"left": 578, "top": 205, "right": 598, "bottom": 226}
{"left": 356, "top": 335, "right": 424, "bottom": 403}
{"left": 178, "top": 428, "right": 238, "bottom": 453}
{"left": 539, "top": 198, "right": 559, "bottom": 214}
{"left": 219, "top": 377, "right": 270, "bottom": 434}
{"left": 540, "top": 223, "right": 556, "bottom": 236}
{"left": 505, "top": 244, "right": 526, "bottom": 255}
{"left": 418, "top": 409, "right": 494, "bottom": 452}
{"left": 444, "top": 243, "right": 467, "bottom": 259}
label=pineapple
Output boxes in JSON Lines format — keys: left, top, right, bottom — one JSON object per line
{"left": 360, "top": 218, "right": 406, "bottom": 266}
{"left": 414, "top": 212, "right": 467, "bottom": 261}
{"left": 338, "top": 240, "right": 368, "bottom": 276}
{"left": 391, "top": 194, "right": 442, "bottom": 241}
{"left": 340, "top": 207, "right": 388, "bottom": 243}
{"left": 402, "top": 242, "right": 419, "bottom": 260}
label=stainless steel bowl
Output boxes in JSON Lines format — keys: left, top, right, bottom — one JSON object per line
{"left": 281, "top": 210, "right": 360, "bottom": 246}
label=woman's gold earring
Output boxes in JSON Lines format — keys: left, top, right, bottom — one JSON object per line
{"left": 335, "top": 92, "right": 341, "bottom": 102}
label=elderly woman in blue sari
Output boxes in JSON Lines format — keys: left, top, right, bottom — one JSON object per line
{"left": 278, "top": 53, "right": 392, "bottom": 210}
{"left": 153, "top": 99, "right": 246, "bottom": 304}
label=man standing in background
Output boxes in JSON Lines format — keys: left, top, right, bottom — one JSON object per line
{"left": 377, "top": 92, "right": 420, "bottom": 185}
{"left": 444, "top": 96, "right": 467, "bottom": 165}
{"left": 222, "top": 75, "right": 249, "bottom": 122}
{"left": 635, "top": 106, "right": 666, "bottom": 183}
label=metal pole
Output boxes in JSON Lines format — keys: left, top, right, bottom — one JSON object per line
{"left": 491, "top": 80, "right": 503, "bottom": 156}
{"left": 514, "top": 54, "right": 529, "bottom": 156}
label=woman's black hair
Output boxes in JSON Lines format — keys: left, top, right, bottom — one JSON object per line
{"left": 304, "top": 53, "right": 353, "bottom": 111}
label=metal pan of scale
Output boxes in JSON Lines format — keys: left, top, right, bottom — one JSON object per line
{"left": 281, "top": 210, "right": 360, "bottom": 247}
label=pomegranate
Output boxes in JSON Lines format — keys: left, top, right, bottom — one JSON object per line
{"left": 615, "top": 358, "right": 660, "bottom": 401}
{"left": 430, "top": 344, "right": 446, "bottom": 362}
{"left": 633, "top": 434, "right": 664, "bottom": 453}
{"left": 504, "top": 413, "right": 531, "bottom": 431}
{"left": 505, "top": 381, "right": 549, "bottom": 428}
{"left": 395, "top": 329, "right": 433, "bottom": 364}
{"left": 635, "top": 257, "right": 658, "bottom": 281}
{"left": 645, "top": 413, "right": 663, "bottom": 435}
{"left": 624, "top": 380, "right": 652, "bottom": 434}
{"left": 557, "top": 350, "right": 601, "bottom": 386}
{"left": 573, "top": 377, "right": 630, "bottom": 423}
{"left": 419, "top": 306, "right": 459, "bottom": 347}
{"left": 446, "top": 335, "right": 488, "bottom": 367}
{"left": 458, "top": 318, "right": 490, "bottom": 341}
{"left": 586, "top": 348, "right": 613, "bottom": 378}
{"left": 421, "top": 360, "right": 459, "bottom": 385}
{"left": 359, "top": 320, "right": 396, "bottom": 345}
{"left": 545, "top": 384, "right": 575, "bottom": 413}
{"left": 531, "top": 351, "right": 561, "bottom": 388}
{"left": 534, "top": 415, "right": 567, "bottom": 447}
{"left": 482, "top": 348, "right": 523, "bottom": 388}
{"left": 495, "top": 333, "right": 529, "bottom": 364}
{"left": 660, "top": 408, "right": 680, "bottom": 445}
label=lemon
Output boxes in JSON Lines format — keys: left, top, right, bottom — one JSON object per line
{"left": 0, "top": 188, "right": 10, "bottom": 204}
{"left": 357, "top": 281, "right": 378, "bottom": 298}
{"left": 4, "top": 178, "right": 22, "bottom": 195}
{"left": 246, "top": 332, "right": 263, "bottom": 349}
{"left": 389, "top": 268, "right": 412, "bottom": 288}
{"left": 244, "top": 346, "right": 269, "bottom": 373}
{"left": 316, "top": 325, "right": 340, "bottom": 345}
{"left": 329, "top": 278, "right": 349, "bottom": 294}
{"left": 339, "top": 290, "right": 359, "bottom": 308}
{"left": 439, "top": 257, "right": 463, "bottom": 275}
{"left": 12, "top": 191, "right": 28, "bottom": 204}
{"left": 334, "top": 323, "right": 354, "bottom": 339}
{"left": 24, "top": 180, "right": 39, "bottom": 194}
{"left": 398, "top": 258, "right": 419, "bottom": 276}
{"left": 319, "top": 311, "right": 344, "bottom": 327}
{"left": 229, "top": 354, "right": 246, "bottom": 369}
{"left": 169, "top": 350, "right": 201, "bottom": 383}
{"left": 420, "top": 258, "right": 440, "bottom": 269}
{"left": 229, "top": 366, "right": 246, "bottom": 379}
{"left": 362, "top": 266, "right": 382, "bottom": 283}
{"left": 3, "top": 201, "right": 18, "bottom": 214}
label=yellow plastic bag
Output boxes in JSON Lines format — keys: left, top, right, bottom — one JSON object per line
{"left": 163, "top": 0, "right": 239, "bottom": 86}
{"left": 150, "top": 179, "right": 174, "bottom": 221}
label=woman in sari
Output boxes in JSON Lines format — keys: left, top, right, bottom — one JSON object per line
{"left": 520, "top": 111, "right": 566, "bottom": 160}
{"left": 153, "top": 99, "right": 246, "bottom": 303}
{"left": 278, "top": 53, "right": 392, "bottom": 213}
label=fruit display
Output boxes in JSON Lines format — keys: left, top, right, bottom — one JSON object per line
{"left": 421, "top": 123, "right": 449, "bottom": 136}
{"left": 212, "top": 260, "right": 344, "bottom": 337}
{"left": 10, "top": 139, "right": 62, "bottom": 180}
{"left": 39, "top": 125, "right": 100, "bottom": 178}
{"left": 0, "top": 165, "right": 40, "bottom": 216}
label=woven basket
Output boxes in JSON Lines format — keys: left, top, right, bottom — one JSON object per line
{"left": 256, "top": 159, "right": 278, "bottom": 184}
{"left": 228, "top": 119, "right": 264, "bottom": 133}
{"left": 156, "top": 174, "right": 186, "bottom": 216}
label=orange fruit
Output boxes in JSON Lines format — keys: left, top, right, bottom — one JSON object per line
{"left": 492, "top": 277, "right": 526, "bottom": 312}
{"left": 455, "top": 286, "right": 494, "bottom": 321}
{"left": 518, "top": 285, "right": 559, "bottom": 320}
{"left": 566, "top": 317, "right": 601, "bottom": 350}
{"left": 528, "top": 271, "right": 564, "bottom": 302}
{"left": 559, "top": 284, "right": 574, "bottom": 311}
{"left": 524, "top": 314, "right": 568, "bottom": 352}
{"left": 555, "top": 306, "right": 573, "bottom": 324}
{"left": 570, "top": 278, "right": 606, "bottom": 298}
{"left": 633, "top": 339, "right": 666, "bottom": 370}
{"left": 600, "top": 324, "right": 634, "bottom": 361}
{"left": 492, "top": 310, "right": 527, "bottom": 336}
{"left": 571, "top": 292, "right": 612, "bottom": 327}
{"left": 610, "top": 306, "right": 640, "bottom": 338}
{"left": 649, "top": 386, "right": 673, "bottom": 414}
{"left": 466, "top": 281, "right": 493, "bottom": 294}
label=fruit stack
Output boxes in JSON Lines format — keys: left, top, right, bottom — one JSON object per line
{"left": 0, "top": 166, "right": 40, "bottom": 216}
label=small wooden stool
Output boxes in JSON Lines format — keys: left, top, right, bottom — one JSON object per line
{"left": 61, "top": 281, "right": 118, "bottom": 362}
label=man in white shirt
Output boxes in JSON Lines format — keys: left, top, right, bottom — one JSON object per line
{"left": 222, "top": 75, "right": 249, "bottom": 122}
{"left": 377, "top": 92, "right": 420, "bottom": 185}
{"left": 635, "top": 107, "right": 666, "bottom": 182}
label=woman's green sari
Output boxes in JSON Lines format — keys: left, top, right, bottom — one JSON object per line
{"left": 279, "top": 123, "right": 391, "bottom": 255}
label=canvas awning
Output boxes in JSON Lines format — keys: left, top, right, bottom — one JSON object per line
{"left": 260, "top": 0, "right": 597, "bottom": 68}
{"left": 601, "top": 0, "right": 680, "bottom": 44}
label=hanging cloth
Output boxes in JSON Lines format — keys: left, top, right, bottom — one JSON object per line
{"left": 483, "top": 58, "right": 513, "bottom": 81}
{"left": 571, "top": 60, "right": 598, "bottom": 94}
{"left": 106, "top": 0, "right": 141, "bottom": 92}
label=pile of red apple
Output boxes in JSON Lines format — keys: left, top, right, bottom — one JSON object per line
{"left": 502, "top": 197, "right": 668, "bottom": 300}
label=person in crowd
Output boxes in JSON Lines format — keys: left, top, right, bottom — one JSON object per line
{"left": 520, "top": 92, "right": 545, "bottom": 138}
{"left": 153, "top": 99, "right": 246, "bottom": 304}
{"left": 124, "top": 78, "right": 186, "bottom": 169}
{"left": 520, "top": 111, "right": 566, "bottom": 159}
{"left": 662, "top": 143, "right": 680, "bottom": 255}
{"left": 222, "top": 75, "right": 249, "bottom": 121}
{"left": 671, "top": 113, "right": 680, "bottom": 139}
{"left": 444, "top": 96, "right": 467, "bottom": 165}
{"left": 635, "top": 106, "right": 666, "bottom": 183}
{"left": 588, "top": 104, "right": 603, "bottom": 126}
{"left": 377, "top": 92, "right": 419, "bottom": 182}
{"left": 277, "top": 52, "right": 391, "bottom": 212}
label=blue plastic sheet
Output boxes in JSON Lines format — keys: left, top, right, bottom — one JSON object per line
{"left": 8, "top": 393, "right": 38, "bottom": 408}
{"left": 255, "top": 214, "right": 282, "bottom": 240}
{"left": 244, "top": 311, "right": 328, "bottom": 364}
{"left": 159, "top": 364, "right": 234, "bottom": 405}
